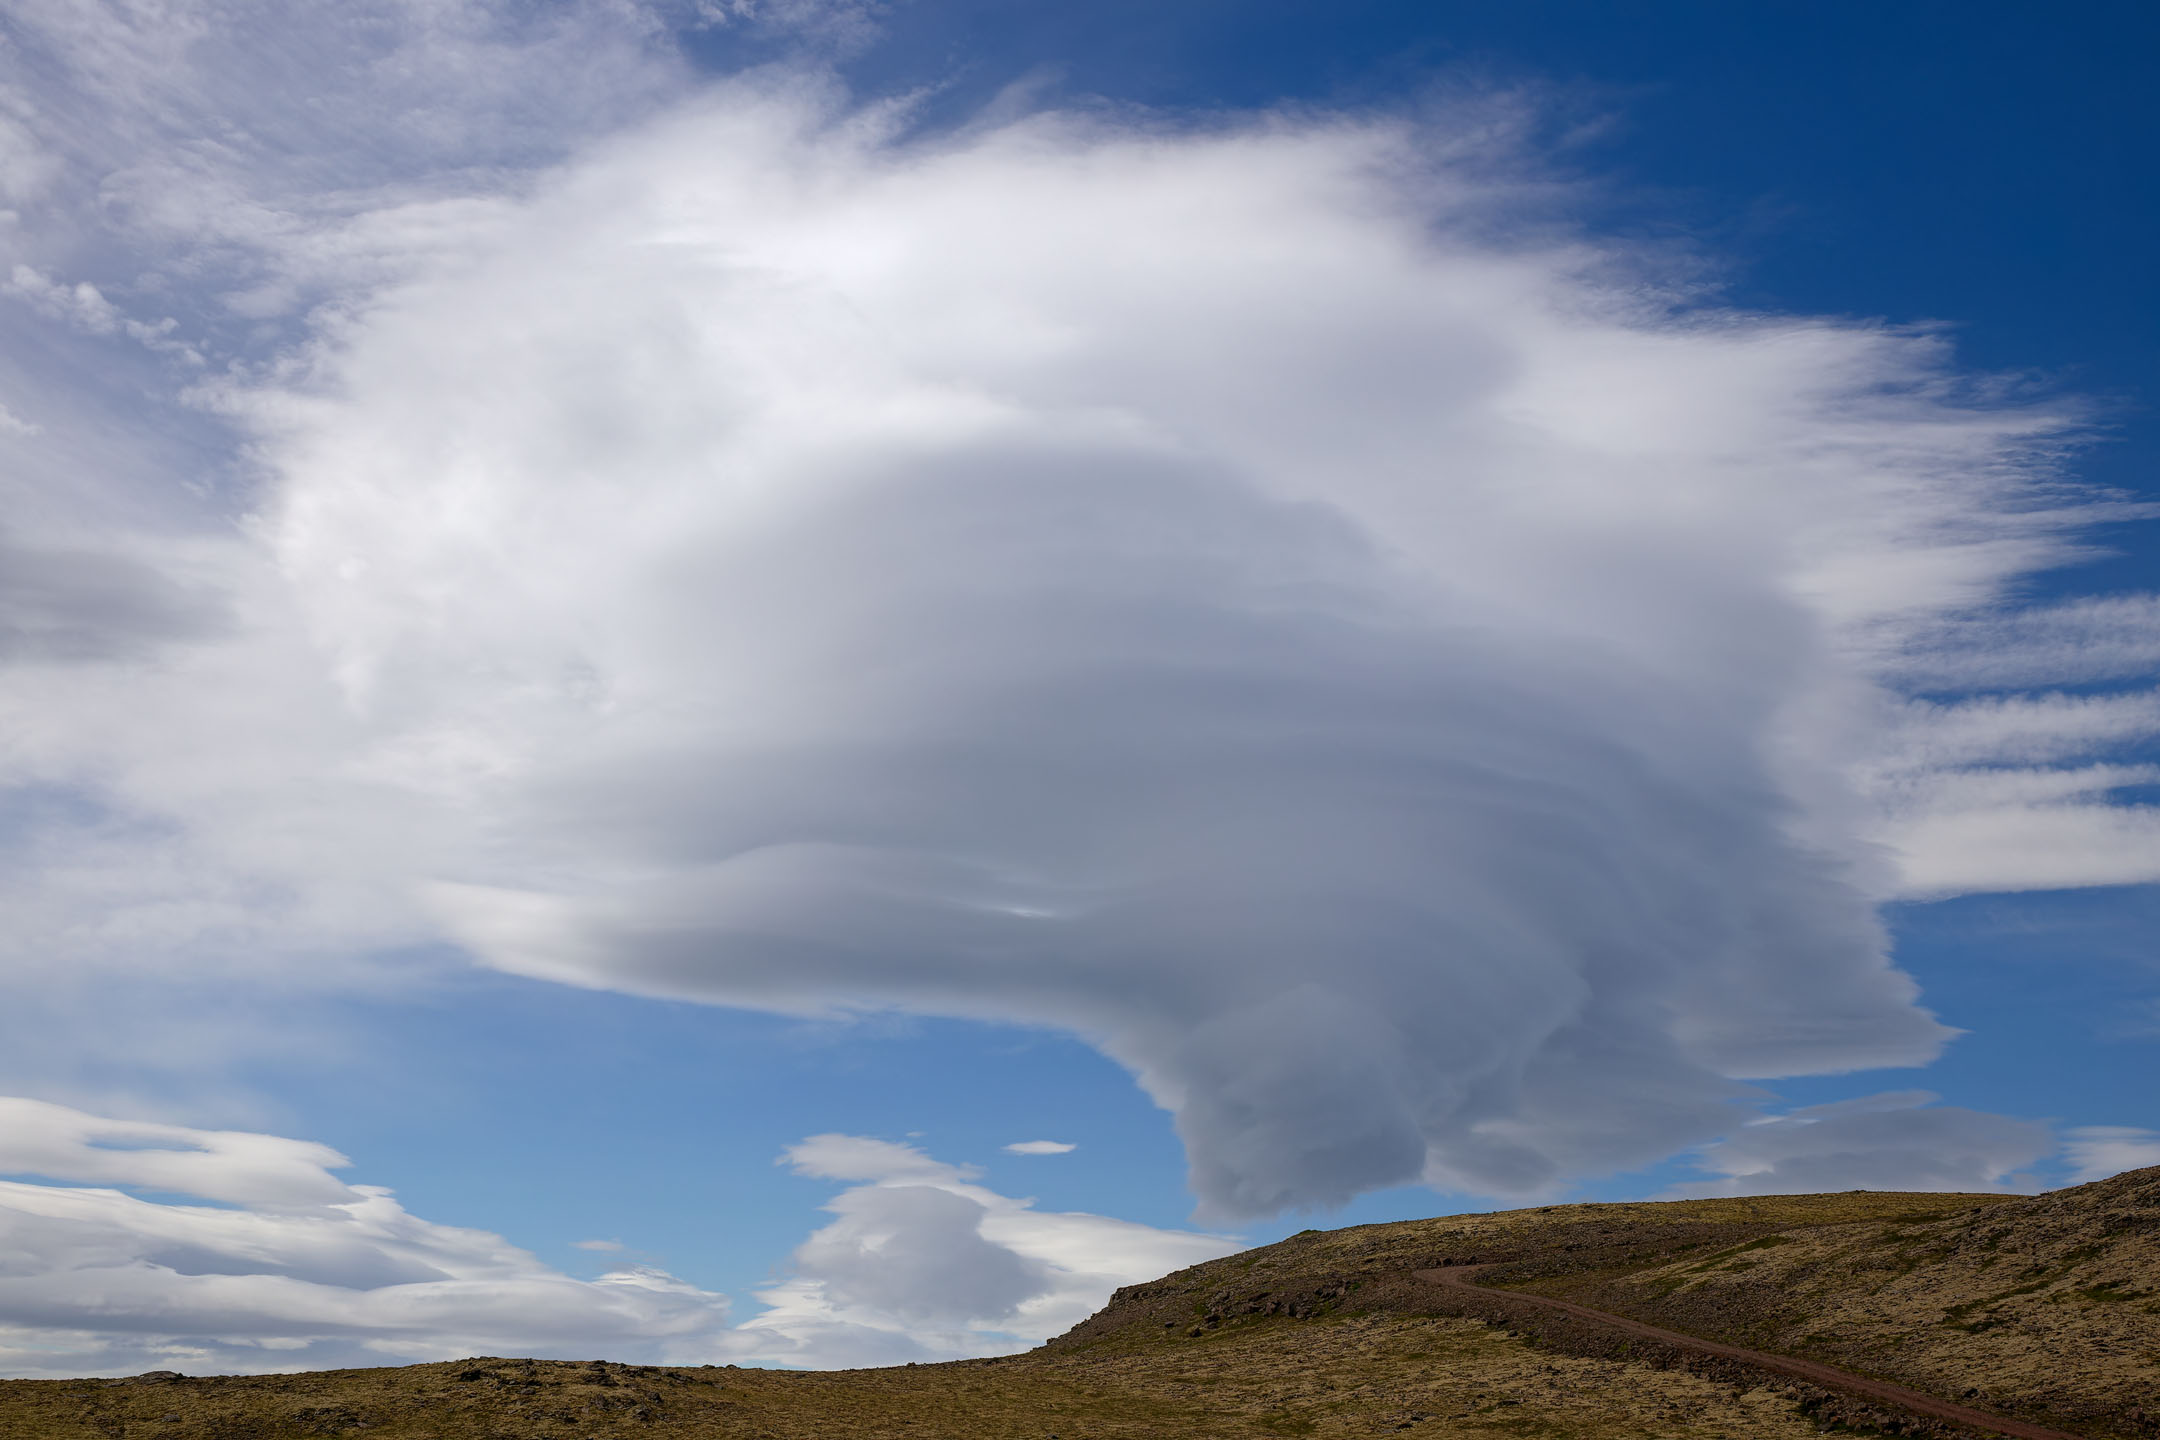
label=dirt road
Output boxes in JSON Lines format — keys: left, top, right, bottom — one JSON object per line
{"left": 1413, "top": 1266, "right": 2087, "bottom": 1440}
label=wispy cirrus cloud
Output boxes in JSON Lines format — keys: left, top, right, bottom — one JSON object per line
{"left": 1859, "top": 603, "right": 2160, "bottom": 897}
{"left": 1876, "top": 595, "right": 2160, "bottom": 692}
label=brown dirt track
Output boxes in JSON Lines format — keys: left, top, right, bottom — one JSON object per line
{"left": 1417, "top": 1264, "right": 2088, "bottom": 1440}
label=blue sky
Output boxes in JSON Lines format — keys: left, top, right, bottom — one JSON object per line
{"left": 0, "top": 0, "right": 2155, "bottom": 1377}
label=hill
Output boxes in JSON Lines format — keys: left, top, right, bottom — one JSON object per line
{"left": 0, "top": 1174, "right": 2149, "bottom": 1440}
{"left": 1528, "top": 1166, "right": 2160, "bottom": 1439}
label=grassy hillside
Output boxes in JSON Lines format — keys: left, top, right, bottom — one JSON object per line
{"left": 1, "top": 1177, "right": 2149, "bottom": 1440}
{"left": 1051, "top": 1188, "right": 2005, "bottom": 1350}
{"left": 1538, "top": 1166, "right": 2160, "bottom": 1440}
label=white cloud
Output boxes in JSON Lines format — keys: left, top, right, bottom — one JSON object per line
{"left": 0, "top": 9, "right": 2154, "bottom": 1222}
{"left": 2061, "top": 1125, "right": 2160, "bottom": 1185}
{"left": 0, "top": 1098, "right": 740, "bottom": 1377}
{"left": 734, "top": 1135, "right": 1236, "bottom": 1366}
{"left": 573, "top": 1238, "right": 628, "bottom": 1252}
{"left": 1852, "top": 594, "right": 2160, "bottom": 895}
{"left": 1004, "top": 1141, "right": 1077, "bottom": 1155}
{"left": 1669, "top": 1092, "right": 2054, "bottom": 1197}
{"left": 688, "top": 0, "right": 890, "bottom": 53}
{"left": 277, "top": 82, "right": 2067, "bottom": 1214}
{"left": 0, "top": 1097, "right": 353, "bottom": 1208}
{"left": 781, "top": 1133, "right": 965, "bottom": 1184}
{"left": 3, "top": 265, "right": 196, "bottom": 358}
{"left": 4, "top": 265, "right": 125, "bottom": 335}
{"left": 1879, "top": 691, "right": 2160, "bottom": 773}
{"left": 0, "top": 1101, "right": 1220, "bottom": 1377}
{"left": 1874, "top": 765, "right": 2160, "bottom": 896}
{"left": 1876, "top": 594, "right": 2160, "bottom": 691}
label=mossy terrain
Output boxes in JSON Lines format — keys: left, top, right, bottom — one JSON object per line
{"left": 3, "top": 1175, "right": 2151, "bottom": 1440}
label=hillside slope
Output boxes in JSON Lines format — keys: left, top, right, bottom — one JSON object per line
{"left": 1051, "top": 1189, "right": 2002, "bottom": 1350}
{"left": 1539, "top": 1167, "right": 2160, "bottom": 1439}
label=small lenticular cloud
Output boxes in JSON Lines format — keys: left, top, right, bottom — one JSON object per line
{"left": 573, "top": 1238, "right": 628, "bottom": 1252}
{"left": 1004, "top": 1141, "right": 1078, "bottom": 1156}
{"left": 2062, "top": 1126, "right": 2160, "bottom": 1185}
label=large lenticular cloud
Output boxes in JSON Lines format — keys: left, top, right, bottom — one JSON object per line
{"left": 224, "top": 80, "right": 2084, "bottom": 1217}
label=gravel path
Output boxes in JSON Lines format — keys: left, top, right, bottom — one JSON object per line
{"left": 1414, "top": 1265, "right": 2088, "bottom": 1440}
